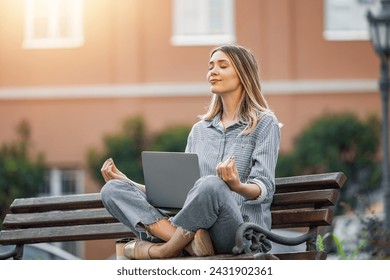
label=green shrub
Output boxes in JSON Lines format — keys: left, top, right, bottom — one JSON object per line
{"left": 87, "top": 116, "right": 191, "bottom": 186}
{"left": 149, "top": 125, "right": 191, "bottom": 152}
{"left": 87, "top": 116, "right": 147, "bottom": 185}
{"left": 317, "top": 232, "right": 367, "bottom": 260}
{"left": 276, "top": 113, "right": 381, "bottom": 212}
{"left": 0, "top": 120, "right": 46, "bottom": 229}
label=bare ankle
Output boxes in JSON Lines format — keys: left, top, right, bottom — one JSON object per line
{"left": 146, "top": 219, "right": 177, "bottom": 242}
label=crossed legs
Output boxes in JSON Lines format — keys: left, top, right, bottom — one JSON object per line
{"left": 101, "top": 176, "right": 243, "bottom": 259}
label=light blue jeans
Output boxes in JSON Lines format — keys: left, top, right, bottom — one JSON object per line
{"left": 100, "top": 175, "right": 245, "bottom": 254}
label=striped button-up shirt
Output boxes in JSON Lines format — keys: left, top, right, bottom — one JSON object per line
{"left": 185, "top": 112, "right": 281, "bottom": 230}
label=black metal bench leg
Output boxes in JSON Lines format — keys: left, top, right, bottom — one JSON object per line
{"left": 14, "top": 244, "right": 24, "bottom": 260}
{"left": 306, "top": 227, "right": 318, "bottom": 251}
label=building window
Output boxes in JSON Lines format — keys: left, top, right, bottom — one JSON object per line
{"left": 171, "top": 0, "right": 235, "bottom": 46}
{"left": 23, "top": 0, "right": 84, "bottom": 49}
{"left": 323, "top": 0, "right": 380, "bottom": 41}
{"left": 40, "top": 168, "right": 84, "bottom": 257}
{"left": 41, "top": 168, "right": 84, "bottom": 197}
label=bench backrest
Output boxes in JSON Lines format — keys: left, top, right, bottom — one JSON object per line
{"left": 0, "top": 172, "right": 346, "bottom": 245}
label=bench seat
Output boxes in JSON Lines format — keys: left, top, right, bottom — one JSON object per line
{"left": 0, "top": 172, "right": 346, "bottom": 260}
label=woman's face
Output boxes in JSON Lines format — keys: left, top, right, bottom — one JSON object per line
{"left": 207, "top": 50, "right": 242, "bottom": 96}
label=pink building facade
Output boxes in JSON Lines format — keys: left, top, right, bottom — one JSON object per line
{"left": 0, "top": 0, "right": 381, "bottom": 259}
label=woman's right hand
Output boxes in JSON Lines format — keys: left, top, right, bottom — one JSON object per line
{"left": 101, "top": 158, "right": 129, "bottom": 183}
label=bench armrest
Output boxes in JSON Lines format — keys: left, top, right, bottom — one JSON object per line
{"left": 233, "top": 222, "right": 317, "bottom": 255}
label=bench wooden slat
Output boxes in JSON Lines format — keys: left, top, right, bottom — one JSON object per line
{"left": 10, "top": 189, "right": 338, "bottom": 215}
{"left": 274, "top": 251, "right": 327, "bottom": 260}
{"left": 4, "top": 207, "right": 333, "bottom": 230}
{"left": 9, "top": 172, "right": 346, "bottom": 213}
{"left": 9, "top": 193, "right": 103, "bottom": 214}
{"left": 0, "top": 223, "right": 134, "bottom": 245}
{"left": 271, "top": 208, "right": 333, "bottom": 228}
{"left": 275, "top": 172, "right": 346, "bottom": 193}
{"left": 176, "top": 251, "right": 327, "bottom": 260}
{"left": 271, "top": 189, "right": 339, "bottom": 210}
{"left": 3, "top": 208, "right": 117, "bottom": 229}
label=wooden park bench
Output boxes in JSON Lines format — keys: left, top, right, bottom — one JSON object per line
{"left": 0, "top": 172, "right": 346, "bottom": 260}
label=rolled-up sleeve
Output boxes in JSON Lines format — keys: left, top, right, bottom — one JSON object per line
{"left": 246, "top": 115, "right": 281, "bottom": 203}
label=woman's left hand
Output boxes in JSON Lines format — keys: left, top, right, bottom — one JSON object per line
{"left": 216, "top": 156, "right": 242, "bottom": 192}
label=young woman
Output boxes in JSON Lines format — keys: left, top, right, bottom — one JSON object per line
{"left": 100, "top": 44, "right": 281, "bottom": 259}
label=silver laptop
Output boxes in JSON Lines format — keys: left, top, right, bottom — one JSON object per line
{"left": 141, "top": 151, "right": 200, "bottom": 209}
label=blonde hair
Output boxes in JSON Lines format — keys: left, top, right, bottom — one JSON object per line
{"left": 200, "top": 44, "right": 273, "bottom": 134}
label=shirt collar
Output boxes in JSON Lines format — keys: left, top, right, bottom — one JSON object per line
{"left": 207, "top": 114, "right": 222, "bottom": 128}
{"left": 207, "top": 113, "right": 248, "bottom": 128}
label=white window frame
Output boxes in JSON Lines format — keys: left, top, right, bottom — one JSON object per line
{"left": 323, "top": 0, "right": 380, "bottom": 41}
{"left": 23, "top": 0, "right": 84, "bottom": 49}
{"left": 40, "top": 167, "right": 84, "bottom": 257}
{"left": 41, "top": 168, "right": 84, "bottom": 197}
{"left": 171, "top": 0, "right": 235, "bottom": 46}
